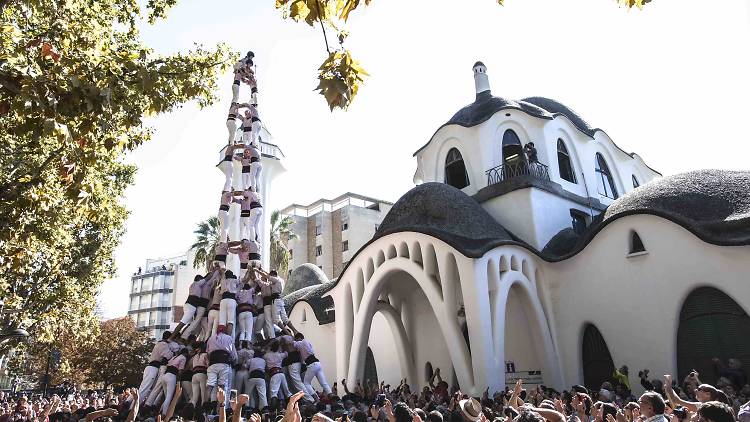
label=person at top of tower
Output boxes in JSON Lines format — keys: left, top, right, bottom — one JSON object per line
{"left": 233, "top": 189, "right": 263, "bottom": 243}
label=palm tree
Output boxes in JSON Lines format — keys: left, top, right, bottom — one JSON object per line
{"left": 190, "top": 216, "right": 221, "bottom": 272}
{"left": 269, "top": 210, "right": 297, "bottom": 276}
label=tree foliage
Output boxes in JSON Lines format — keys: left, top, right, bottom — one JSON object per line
{"left": 8, "top": 317, "right": 153, "bottom": 389}
{"left": 190, "top": 216, "right": 221, "bottom": 272}
{"left": 269, "top": 210, "right": 297, "bottom": 276}
{"left": 0, "top": 0, "right": 235, "bottom": 346}
{"left": 274, "top": 0, "right": 653, "bottom": 110}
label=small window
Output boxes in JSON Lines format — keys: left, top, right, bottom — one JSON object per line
{"left": 315, "top": 245, "right": 322, "bottom": 257}
{"left": 557, "top": 139, "right": 577, "bottom": 183}
{"left": 342, "top": 221, "right": 349, "bottom": 231}
{"left": 502, "top": 129, "right": 523, "bottom": 166}
{"left": 632, "top": 175, "right": 640, "bottom": 188}
{"left": 595, "top": 153, "right": 619, "bottom": 199}
{"left": 444, "top": 148, "right": 470, "bottom": 189}
{"left": 629, "top": 231, "right": 646, "bottom": 254}
{"left": 342, "top": 240, "right": 349, "bottom": 252}
{"left": 289, "top": 249, "right": 293, "bottom": 260}
{"left": 374, "top": 224, "right": 379, "bottom": 231}
{"left": 315, "top": 225, "right": 321, "bottom": 236}
{"left": 570, "top": 210, "right": 587, "bottom": 235}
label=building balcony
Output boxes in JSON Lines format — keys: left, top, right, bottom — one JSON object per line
{"left": 485, "top": 161, "right": 551, "bottom": 186}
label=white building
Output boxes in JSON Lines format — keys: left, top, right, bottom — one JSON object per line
{"left": 128, "top": 252, "right": 200, "bottom": 339}
{"left": 280, "top": 61, "right": 750, "bottom": 396}
{"left": 282, "top": 193, "right": 392, "bottom": 280}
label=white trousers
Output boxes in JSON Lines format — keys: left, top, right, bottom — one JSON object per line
{"left": 246, "top": 377, "right": 267, "bottom": 410}
{"left": 207, "top": 309, "right": 219, "bottom": 337}
{"left": 269, "top": 372, "right": 287, "bottom": 399}
{"left": 219, "top": 161, "right": 233, "bottom": 192}
{"left": 219, "top": 298, "right": 237, "bottom": 328}
{"left": 138, "top": 366, "right": 160, "bottom": 404}
{"left": 241, "top": 129, "right": 253, "bottom": 145}
{"left": 207, "top": 363, "right": 232, "bottom": 408}
{"left": 287, "top": 363, "right": 306, "bottom": 396}
{"left": 226, "top": 119, "right": 237, "bottom": 144}
{"left": 180, "top": 302, "right": 199, "bottom": 325}
{"left": 234, "top": 369, "right": 249, "bottom": 395}
{"left": 218, "top": 210, "right": 229, "bottom": 243}
{"left": 191, "top": 372, "right": 208, "bottom": 407}
{"left": 251, "top": 120, "right": 262, "bottom": 145}
{"left": 237, "top": 311, "right": 254, "bottom": 342}
{"left": 250, "top": 162, "right": 262, "bottom": 192}
{"left": 253, "top": 311, "right": 265, "bottom": 339}
{"left": 242, "top": 171, "right": 253, "bottom": 191}
{"left": 274, "top": 298, "right": 288, "bottom": 325}
{"left": 243, "top": 208, "right": 263, "bottom": 241}
{"left": 232, "top": 83, "right": 239, "bottom": 104}
{"left": 181, "top": 306, "right": 206, "bottom": 340}
{"left": 181, "top": 379, "right": 192, "bottom": 403}
{"left": 263, "top": 302, "right": 276, "bottom": 339}
{"left": 303, "top": 362, "right": 331, "bottom": 401}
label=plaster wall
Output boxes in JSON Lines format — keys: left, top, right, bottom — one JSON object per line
{"left": 287, "top": 302, "right": 338, "bottom": 389}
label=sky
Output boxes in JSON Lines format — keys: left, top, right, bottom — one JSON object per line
{"left": 97, "top": 0, "right": 750, "bottom": 318}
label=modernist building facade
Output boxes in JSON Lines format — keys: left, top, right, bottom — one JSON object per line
{"left": 280, "top": 62, "right": 750, "bottom": 397}
{"left": 282, "top": 194, "right": 392, "bottom": 279}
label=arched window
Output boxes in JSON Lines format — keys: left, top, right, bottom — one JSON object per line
{"left": 582, "top": 324, "right": 615, "bottom": 390}
{"left": 502, "top": 130, "right": 524, "bottom": 166}
{"left": 595, "top": 153, "right": 618, "bottom": 199}
{"left": 632, "top": 175, "right": 640, "bottom": 188}
{"left": 629, "top": 231, "right": 646, "bottom": 254}
{"left": 444, "top": 148, "right": 469, "bottom": 189}
{"left": 557, "top": 139, "right": 577, "bottom": 183}
{"left": 677, "top": 287, "right": 750, "bottom": 384}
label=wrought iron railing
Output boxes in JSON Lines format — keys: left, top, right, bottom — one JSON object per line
{"left": 485, "top": 161, "right": 551, "bottom": 186}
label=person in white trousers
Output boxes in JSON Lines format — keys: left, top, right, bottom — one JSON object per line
{"left": 246, "top": 143, "right": 262, "bottom": 193}
{"left": 281, "top": 336, "right": 308, "bottom": 399}
{"left": 226, "top": 103, "right": 239, "bottom": 145}
{"left": 251, "top": 289, "right": 268, "bottom": 342}
{"left": 171, "top": 274, "right": 209, "bottom": 340}
{"left": 206, "top": 326, "right": 236, "bottom": 409}
{"left": 292, "top": 331, "right": 332, "bottom": 402}
{"left": 138, "top": 331, "right": 175, "bottom": 404}
{"left": 217, "top": 191, "right": 233, "bottom": 243}
{"left": 218, "top": 270, "right": 238, "bottom": 337}
{"left": 235, "top": 282, "right": 255, "bottom": 344}
{"left": 218, "top": 145, "right": 241, "bottom": 193}
{"left": 182, "top": 270, "right": 217, "bottom": 341}
{"left": 245, "top": 348, "right": 267, "bottom": 411}
{"left": 263, "top": 340, "right": 289, "bottom": 412}
{"left": 233, "top": 189, "right": 262, "bottom": 242}
{"left": 190, "top": 343, "right": 209, "bottom": 410}
{"left": 254, "top": 268, "right": 296, "bottom": 335}
{"left": 205, "top": 281, "right": 222, "bottom": 340}
{"left": 145, "top": 348, "right": 187, "bottom": 417}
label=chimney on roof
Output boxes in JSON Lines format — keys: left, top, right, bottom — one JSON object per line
{"left": 473, "top": 61, "right": 490, "bottom": 98}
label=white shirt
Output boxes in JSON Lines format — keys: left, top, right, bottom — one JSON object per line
{"left": 148, "top": 341, "right": 174, "bottom": 362}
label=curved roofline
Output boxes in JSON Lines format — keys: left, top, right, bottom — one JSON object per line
{"left": 322, "top": 205, "right": 749, "bottom": 298}
{"left": 412, "top": 100, "right": 661, "bottom": 176}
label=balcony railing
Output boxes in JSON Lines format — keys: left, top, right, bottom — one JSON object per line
{"left": 486, "top": 161, "right": 551, "bottom": 186}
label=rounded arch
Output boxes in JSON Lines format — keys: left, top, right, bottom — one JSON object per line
{"left": 347, "top": 257, "right": 474, "bottom": 392}
{"left": 556, "top": 138, "right": 578, "bottom": 184}
{"left": 493, "top": 121, "right": 532, "bottom": 168}
{"left": 593, "top": 146, "right": 625, "bottom": 198}
{"left": 552, "top": 127, "right": 585, "bottom": 184}
{"left": 436, "top": 139, "right": 475, "bottom": 191}
{"left": 676, "top": 286, "right": 750, "bottom": 384}
{"left": 491, "top": 271, "right": 564, "bottom": 390}
{"left": 581, "top": 323, "right": 615, "bottom": 391}
{"left": 594, "top": 152, "right": 619, "bottom": 199}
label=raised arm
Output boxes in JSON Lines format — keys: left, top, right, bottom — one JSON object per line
{"left": 125, "top": 389, "right": 140, "bottom": 422}
{"left": 664, "top": 375, "right": 699, "bottom": 411}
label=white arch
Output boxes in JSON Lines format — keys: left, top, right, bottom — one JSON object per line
{"left": 435, "top": 139, "right": 477, "bottom": 192}
{"left": 347, "top": 257, "right": 474, "bottom": 393}
{"left": 375, "top": 302, "right": 418, "bottom": 385}
{"left": 490, "top": 269, "right": 564, "bottom": 389}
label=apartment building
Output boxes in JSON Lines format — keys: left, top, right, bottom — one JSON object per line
{"left": 282, "top": 193, "right": 392, "bottom": 280}
{"left": 127, "top": 251, "right": 199, "bottom": 339}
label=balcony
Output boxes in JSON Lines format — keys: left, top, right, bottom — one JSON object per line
{"left": 486, "top": 161, "right": 550, "bottom": 186}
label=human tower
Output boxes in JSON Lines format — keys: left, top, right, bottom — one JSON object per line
{"left": 136, "top": 52, "right": 332, "bottom": 418}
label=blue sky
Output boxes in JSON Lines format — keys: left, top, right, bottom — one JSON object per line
{"left": 98, "top": 0, "right": 750, "bottom": 318}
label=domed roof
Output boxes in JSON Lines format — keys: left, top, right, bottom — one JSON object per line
{"left": 602, "top": 170, "right": 750, "bottom": 245}
{"left": 373, "top": 182, "right": 516, "bottom": 257}
{"left": 283, "top": 263, "right": 329, "bottom": 296}
{"left": 444, "top": 91, "right": 553, "bottom": 129}
{"left": 521, "top": 96, "right": 600, "bottom": 137}
{"left": 473, "top": 61, "right": 486, "bottom": 68}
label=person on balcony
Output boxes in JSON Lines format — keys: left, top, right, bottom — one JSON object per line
{"left": 524, "top": 142, "right": 538, "bottom": 163}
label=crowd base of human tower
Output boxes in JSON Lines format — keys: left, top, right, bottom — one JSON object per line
{"left": 134, "top": 52, "right": 333, "bottom": 421}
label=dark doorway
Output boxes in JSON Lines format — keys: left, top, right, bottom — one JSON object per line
{"left": 582, "top": 324, "right": 615, "bottom": 390}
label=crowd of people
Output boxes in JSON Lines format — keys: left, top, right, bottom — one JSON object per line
{"left": 2, "top": 359, "right": 749, "bottom": 422}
